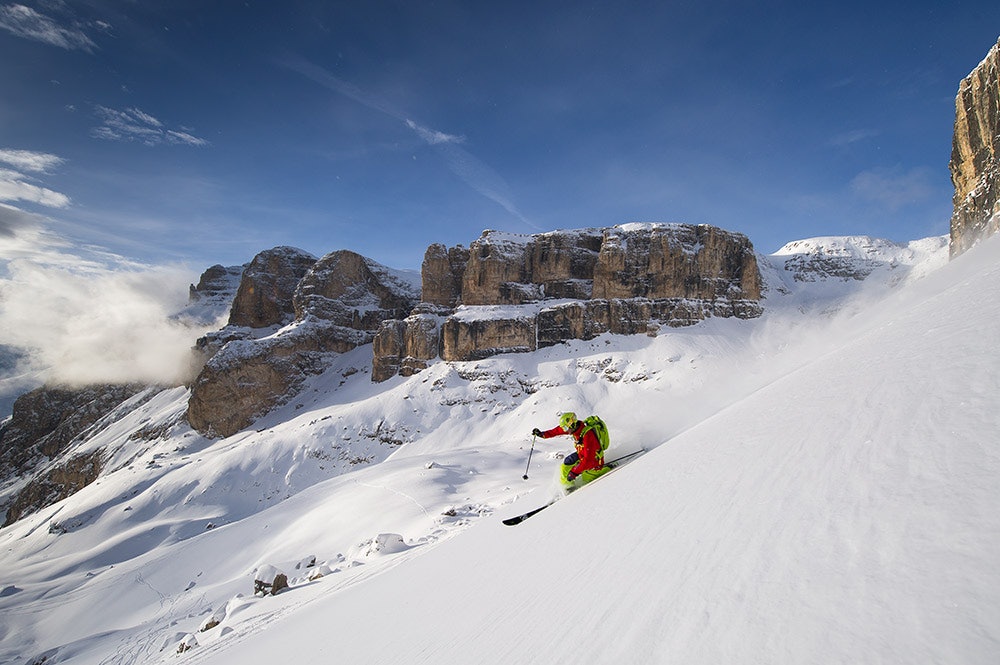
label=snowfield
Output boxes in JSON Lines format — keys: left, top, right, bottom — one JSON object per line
{"left": 0, "top": 234, "right": 997, "bottom": 664}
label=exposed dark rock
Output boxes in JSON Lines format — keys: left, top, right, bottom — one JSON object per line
{"left": 440, "top": 316, "right": 537, "bottom": 362}
{"left": 0, "top": 384, "right": 149, "bottom": 526}
{"left": 3, "top": 450, "right": 103, "bottom": 527}
{"left": 189, "top": 264, "right": 245, "bottom": 305}
{"left": 372, "top": 314, "right": 441, "bottom": 382}
{"left": 0, "top": 384, "right": 146, "bottom": 477}
{"left": 460, "top": 229, "right": 602, "bottom": 305}
{"left": 293, "top": 250, "right": 418, "bottom": 327}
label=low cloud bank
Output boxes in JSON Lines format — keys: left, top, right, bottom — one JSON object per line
{"left": 0, "top": 225, "right": 218, "bottom": 391}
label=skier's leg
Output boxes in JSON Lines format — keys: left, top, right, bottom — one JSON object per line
{"left": 578, "top": 465, "right": 611, "bottom": 485}
{"left": 560, "top": 453, "right": 579, "bottom": 486}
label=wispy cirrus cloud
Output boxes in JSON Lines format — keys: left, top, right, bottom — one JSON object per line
{"left": 92, "top": 106, "right": 209, "bottom": 147}
{"left": 0, "top": 3, "right": 98, "bottom": 51}
{"left": 405, "top": 119, "right": 464, "bottom": 146}
{"left": 282, "top": 56, "right": 537, "bottom": 228}
{"left": 850, "top": 166, "right": 936, "bottom": 212}
{"left": 0, "top": 148, "right": 65, "bottom": 173}
{"left": 0, "top": 148, "right": 71, "bottom": 209}
{"left": 830, "top": 129, "right": 880, "bottom": 148}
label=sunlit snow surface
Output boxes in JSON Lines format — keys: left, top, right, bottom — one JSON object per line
{"left": 2, "top": 235, "right": 998, "bottom": 665}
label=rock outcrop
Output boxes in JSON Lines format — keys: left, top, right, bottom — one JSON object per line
{"left": 189, "top": 264, "right": 246, "bottom": 307}
{"left": 0, "top": 384, "right": 148, "bottom": 525}
{"left": 374, "top": 223, "right": 763, "bottom": 377}
{"left": 421, "top": 244, "right": 469, "bottom": 310}
{"left": 950, "top": 36, "right": 1000, "bottom": 257}
{"left": 187, "top": 250, "right": 420, "bottom": 437}
{"left": 228, "top": 247, "right": 317, "bottom": 328}
{"left": 593, "top": 224, "right": 761, "bottom": 300}
{"left": 459, "top": 230, "right": 602, "bottom": 305}
{"left": 372, "top": 314, "right": 440, "bottom": 382}
{"left": 0, "top": 385, "right": 145, "bottom": 477}
{"left": 3, "top": 450, "right": 103, "bottom": 527}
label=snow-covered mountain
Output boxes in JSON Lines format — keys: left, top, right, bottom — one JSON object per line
{"left": 1, "top": 233, "right": 997, "bottom": 665}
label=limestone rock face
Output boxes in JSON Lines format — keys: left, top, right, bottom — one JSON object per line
{"left": 593, "top": 224, "right": 761, "bottom": 300}
{"left": 372, "top": 314, "right": 441, "bottom": 382}
{"left": 372, "top": 223, "right": 764, "bottom": 381}
{"left": 228, "top": 247, "right": 317, "bottom": 328}
{"left": 950, "top": 37, "right": 1000, "bottom": 257}
{"left": 189, "top": 264, "right": 245, "bottom": 305}
{"left": 294, "top": 250, "right": 418, "bottom": 327}
{"left": 187, "top": 250, "right": 420, "bottom": 438}
{"left": 187, "top": 323, "right": 365, "bottom": 438}
{"left": 461, "top": 230, "right": 601, "bottom": 305}
{"left": 421, "top": 244, "right": 469, "bottom": 309}
{"left": 535, "top": 298, "right": 763, "bottom": 348}
{"left": 180, "top": 264, "right": 246, "bottom": 328}
{"left": 440, "top": 315, "right": 536, "bottom": 362}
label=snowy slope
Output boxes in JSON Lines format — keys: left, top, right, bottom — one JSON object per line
{"left": 1, "top": 234, "right": 997, "bottom": 665}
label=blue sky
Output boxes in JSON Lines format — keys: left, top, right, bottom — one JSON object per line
{"left": 1, "top": 0, "right": 999, "bottom": 272}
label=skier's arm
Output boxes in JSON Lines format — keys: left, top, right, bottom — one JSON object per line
{"left": 534, "top": 426, "right": 567, "bottom": 439}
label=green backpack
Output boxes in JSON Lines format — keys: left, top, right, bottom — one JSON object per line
{"left": 581, "top": 415, "right": 610, "bottom": 452}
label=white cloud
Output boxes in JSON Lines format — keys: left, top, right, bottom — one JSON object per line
{"left": 0, "top": 202, "right": 46, "bottom": 238}
{"left": 0, "top": 148, "right": 65, "bottom": 173}
{"left": 830, "top": 129, "right": 880, "bottom": 147}
{"left": 166, "top": 129, "right": 210, "bottom": 147}
{"left": 0, "top": 149, "right": 71, "bottom": 208}
{"left": 850, "top": 166, "right": 936, "bottom": 211}
{"left": 92, "top": 106, "right": 209, "bottom": 147}
{"left": 0, "top": 224, "right": 213, "bottom": 386}
{"left": 0, "top": 177, "right": 70, "bottom": 208}
{"left": 0, "top": 3, "right": 97, "bottom": 51}
{"left": 405, "top": 119, "right": 464, "bottom": 146}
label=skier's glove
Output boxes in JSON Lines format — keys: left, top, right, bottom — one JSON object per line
{"left": 566, "top": 471, "right": 578, "bottom": 482}
{"left": 531, "top": 428, "right": 542, "bottom": 437}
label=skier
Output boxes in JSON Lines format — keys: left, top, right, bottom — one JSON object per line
{"left": 531, "top": 412, "right": 610, "bottom": 489}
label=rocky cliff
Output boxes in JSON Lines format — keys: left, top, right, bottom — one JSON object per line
{"left": 176, "top": 263, "right": 246, "bottom": 326}
{"left": 0, "top": 384, "right": 149, "bottom": 525}
{"left": 229, "top": 247, "right": 318, "bottom": 328}
{"left": 187, "top": 250, "right": 420, "bottom": 438}
{"left": 950, "top": 36, "right": 1000, "bottom": 257}
{"left": 374, "top": 223, "right": 763, "bottom": 381}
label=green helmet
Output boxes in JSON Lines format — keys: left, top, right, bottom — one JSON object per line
{"left": 559, "top": 412, "right": 578, "bottom": 431}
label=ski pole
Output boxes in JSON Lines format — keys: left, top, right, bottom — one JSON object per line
{"left": 522, "top": 435, "right": 536, "bottom": 480}
{"left": 606, "top": 449, "right": 645, "bottom": 468}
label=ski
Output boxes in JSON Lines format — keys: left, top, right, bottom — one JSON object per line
{"left": 502, "top": 503, "right": 553, "bottom": 525}
{"left": 502, "top": 448, "right": 646, "bottom": 526}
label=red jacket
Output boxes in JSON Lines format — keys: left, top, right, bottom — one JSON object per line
{"left": 539, "top": 422, "right": 604, "bottom": 475}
